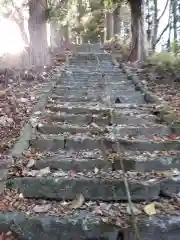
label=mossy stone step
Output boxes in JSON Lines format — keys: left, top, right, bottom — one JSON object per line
{"left": 8, "top": 176, "right": 160, "bottom": 201}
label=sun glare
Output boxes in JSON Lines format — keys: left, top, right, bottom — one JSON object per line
{"left": 0, "top": 18, "right": 25, "bottom": 55}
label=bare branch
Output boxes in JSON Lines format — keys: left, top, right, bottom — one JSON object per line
{"left": 155, "top": 23, "right": 169, "bottom": 45}
{"left": 157, "top": 0, "right": 169, "bottom": 22}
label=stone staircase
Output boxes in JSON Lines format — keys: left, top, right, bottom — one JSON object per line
{"left": 3, "top": 44, "right": 180, "bottom": 239}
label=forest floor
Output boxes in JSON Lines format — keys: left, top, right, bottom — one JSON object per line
{"left": 131, "top": 61, "right": 180, "bottom": 115}
{"left": 0, "top": 67, "right": 58, "bottom": 165}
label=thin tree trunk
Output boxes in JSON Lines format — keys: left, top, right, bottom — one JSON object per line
{"left": 77, "top": 0, "right": 84, "bottom": 42}
{"left": 151, "top": 0, "right": 158, "bottom": 51}
{"left": 104, "top": 10, "right": 114, "bottom": 41}
{"left": 113, "top": 5, "right": 121, "bottom": 37}
{"left": 152, "top": 0, "right": 169, "bottom": 51}
{"left": 129, "top": 0, "right": 142, "bottom": 60}
{"left": 50, "top": 22, "right": 62, "bottom": 48}
{"left": 63, "top": 24, "right": 70, "bottom": 41}
{"left": 173, "top": 0, "right": 178, "bottom": 53}
{"left": 167, "top": 0, "right": 173, "bottom": 51}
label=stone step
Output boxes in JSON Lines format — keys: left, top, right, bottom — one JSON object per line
{"left": 46, "top": 103, "right": 153, "bottom": 115}
{"left": 0, "top": 210, "right": 119, "bottom": 240}
{"left": 50, "top": 95, "right": 101, "bottom": 102}
{"left": 46, "top": 104, "right": 109, "bottom": 115}
{"left": 29, "top": 135, "right": 180, "bottom": 152}
{"left": 67, "top": 71, "right": 123, "bottom": 77}
{"left": 44, "top": 111, "right": 157, "bottom": 126}
{"left": 0, "top": 207, "right": 180, "bottom": 239}
{"left": 30, "top": 154, "right": 111, "bottom": 171}
{"left": 24, "top": 148, "right": 180, "bottom": 172}
{"left": 36, "top": 123, "right": 169, "bottom": 136}
{"left": 54, "top": 83, "right": 134, "bottom": 89}
{"left": 8, "top": 171, "right": 161, "bottom": 201}
{"left": 56, "top": 80, "right": 129, "bottom": 85}
{"left": 53, "top": 88, "right": 137, "bottom": 96}
{"left": 52, "top": 88, "right": 142, "bottom": 97}
{"left": 114, "top": 153, "right": 180, "bottom": 171}
{"left": 50, "top": 94, "right": 144, "bottom": 104}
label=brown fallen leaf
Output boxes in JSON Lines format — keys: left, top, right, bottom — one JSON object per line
{"left": 0, "top": 231, "right": 14, "bottom": 240}
{"left": 68, "top": 194, "right": 85, "bottom": 209}
{"left": 144, "top": 202, "right": 156, "bottom": 216}
{"left": 0, "top": 88, "right": 10, "bottom": 98}
{"left": 33, "top": 204, "right": 51, "bottom": 213}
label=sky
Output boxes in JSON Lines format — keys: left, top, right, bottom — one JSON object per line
{"left": 0, "top": 0, "right": 170, "bottom": 55}
{"left": 0, "top": 18, "right": 25, "bottom": 55}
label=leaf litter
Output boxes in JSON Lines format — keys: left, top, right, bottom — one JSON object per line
{"left": 0, "top": 67, "right": 55, "bottom": 160}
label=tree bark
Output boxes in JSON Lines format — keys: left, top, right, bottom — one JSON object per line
{"left": 104, "top": 10, "right": 114, "bottom": 41}
{"left": 113, "top": 5, "right": 121, "bottom": 37}
{"left": 63, "top": 24, "right": 70, "bottom": 41}
{"left": 129, "top": 0, "right": 146, "bottom": 61}
{"left": 173, "top": 0, "right": 178, "bottom": 53}
{"left": 50, "top": 22, "right": 62, "bottom": 48}
{"left": 151, "top": 0, "right": 158, "bottom": 51}
{"left": 28, "top": 0, "right": 50, "bottom": 67}
{"left": 129, "top": 0, "right": 141, "bottom": 60}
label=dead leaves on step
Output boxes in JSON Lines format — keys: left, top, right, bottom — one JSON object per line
{"left": 31, "top": 194, "right": 85, "bottom": 214}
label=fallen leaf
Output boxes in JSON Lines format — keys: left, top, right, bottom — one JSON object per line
{"left": 144, "top": 202, "right": 156, "bottom": 216}
{"left": 33, "top": 204, "right": 51, "bottom": 213}
{"left": 26, "top": 159, "right": 35, "bottom": 168}
{"left": 168, "top": 133, "right": 177, "bottom": 140}
{"left": 94, "top": 167, "right": 99, "bottom": 174}
{"left": 68, "top": 194, "right": 85, "bottom": 209}
{"left": 38, "top": 167, "right": 51, "bottom": 176}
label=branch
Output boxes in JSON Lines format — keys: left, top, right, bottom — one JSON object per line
{"left": 157, "top": 0, "right": 169, "bottom": 22}
{"left": 155, "top": 23, "right": 169, "bottom": 45}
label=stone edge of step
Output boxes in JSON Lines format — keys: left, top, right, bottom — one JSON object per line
{"left": 10, "top": 76, "right": 59, "bottom": 158}
{"left": 0, "top": 72, "right": 65, "bottom": 192}
{"left": 1, "top": 210, "right": 180, "bottom": 240}
{"left": 7, "top": 175, "right": 179, "bottom": 201}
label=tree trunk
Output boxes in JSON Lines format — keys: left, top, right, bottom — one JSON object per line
{"left": 151, "top": 0, "right": 158, "bottom": 51}
{"left": 173, "top": 0, "right": 177, "bottom": 53}
{"left": 28, "top": 0, "right": 50, "bottom": 67}
{"left": 139, "top": 0, "right": 148, "bottom": 59}
{"left": 129, "top": 0, "right": 146, "bottom": 61}
{"left": 50, "top": 22, "right": 62, "bottom": 48}
{"left": 113, "top": 5, "right": 121, "bottom": 37}
{"left": 62, "top": 24, "right": 70, "bottom": 41}
{"left": 104, "top": 10, "right": 114, "bottom": 41}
